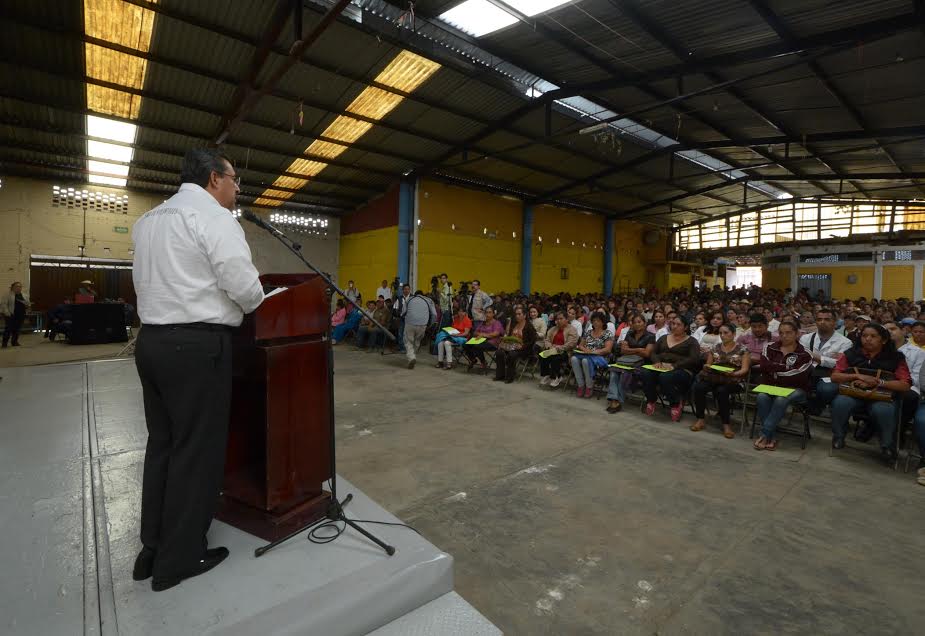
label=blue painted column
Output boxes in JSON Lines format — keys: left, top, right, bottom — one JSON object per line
{"left": 604, "top": 217, "right": 615, "bottom": 295}
{"left": 397, "top": 179, "right": 413, "bottom": 285}
{"left": 521, "top": 202, "right": 533, "bottom": 294}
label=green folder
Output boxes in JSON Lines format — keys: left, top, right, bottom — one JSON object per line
{"left": 609, "top": 363, "right": 635, "bottom": 370}
{"left": 642, "top": 364, "right": 670, "bottom": 372}
{"left": 710, "top": 365, "right": 735, "bottom": 373}
{"left": 442, "top": 327, "right": 460, "bottom": 334}
{"left": 752, "top": 384, "right": 795, "bottom": 397}
{"left": 465, "top": 337, "right": 487, "bottom": 345}
{"left": 539, "top": 349, "right": 556, "bottom": 358}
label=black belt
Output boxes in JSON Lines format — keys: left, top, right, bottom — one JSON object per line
{"left": 143, "top": 322, "right": 232, "bottom": 332}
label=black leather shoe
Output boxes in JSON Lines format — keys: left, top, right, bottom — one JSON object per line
{"left": 151, "top": 547, "right": 229, "bottom": 592}
{"left": 831, "top": 437, "right": 846, "bottom": 450}
{"left": 132, "top": 546, "right": 156, "bottom": 581}
{"left": 881, "top": 446, "right": 898, "bottom": 464}
{"left": 853, "top": 423, "right": 874, "bottom": 443}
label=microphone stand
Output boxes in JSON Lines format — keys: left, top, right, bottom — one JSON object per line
{"left": 243, "top": 210, "right": 395, "bottom": 558}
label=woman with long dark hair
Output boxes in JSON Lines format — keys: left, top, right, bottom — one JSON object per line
{"left": 830, "top": 323, "right": 912, "bottom": 462}
{"left": 641, "top": 315, "right": 701, "bottom": 421}
{"left": 691, "top": 323, "right": 750, "bottom": 438}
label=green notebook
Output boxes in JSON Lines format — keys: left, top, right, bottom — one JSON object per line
{"left": 752, "top": 384, "right": 794, "bottom": 397}
{"left": 642, "top": 364, "right": 670, "bottom": 372}
{"left": 539, "top": 349, "right": 557, "bottom": 358}
{"left": 609, "top": 363, "right": 635, "bottom": 370}
{"left": 710, "top": 365, "right": 735, "bottom": 373}
{"left": 465, "top": 337, "right": 487, "bottom": 345}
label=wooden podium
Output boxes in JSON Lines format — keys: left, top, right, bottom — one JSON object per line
{"left": 216, "top": 273, "right": 334, "bottom": 541}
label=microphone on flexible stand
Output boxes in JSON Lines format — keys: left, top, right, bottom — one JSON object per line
{"left": 241, "top": 209, "right": 285, "bottom": 236}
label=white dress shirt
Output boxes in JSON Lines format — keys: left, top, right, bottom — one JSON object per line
{"left": 900, "top": 342, "right": 925, "bottom": 394}
{"left": 375, "top": 286, "right": 392, "bottom": 300}
{"left": 132, "top": 183, "right": 264, "bottom": 326}
{"left": 799, "top": 330, "right": 852, "bottom": 370}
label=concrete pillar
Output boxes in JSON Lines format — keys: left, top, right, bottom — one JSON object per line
{"left": 604, "top": 218, "right": 615, "bottom": 295}
{"left": 915, "top": 262, "right": 924, "bottom": 300}
{"left": 521, "top": 203, "right": 533, "bottom": 294}
{"left": 789, "top": 253, "right": 799, "bottom": 292}
{"left": 874, "top": 260, "right": 883, "bottom": 299}
{"left": 397, "top": 179, "right": 413, "bottom": 285}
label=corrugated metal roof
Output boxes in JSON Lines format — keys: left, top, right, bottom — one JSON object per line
{"left": 2, "top": 0, "right": 923, "bottom": 224}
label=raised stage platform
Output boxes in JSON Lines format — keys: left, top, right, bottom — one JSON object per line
{"left": 0, "top": 359, "right": 499, "bottom": 635}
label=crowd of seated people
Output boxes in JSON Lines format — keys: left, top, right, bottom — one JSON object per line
{"left": 334, "top": 279, "right": 925, "bottom": 485}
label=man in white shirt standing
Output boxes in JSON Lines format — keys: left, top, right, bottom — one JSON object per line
{"left": 800, "top": 308, "right": 852, "bottom": 410}
{"left": 375, "top": 279, "right": 392, "bottom": 301}
{"left": 131, "top": 148, "right": 264, "bottom": 592}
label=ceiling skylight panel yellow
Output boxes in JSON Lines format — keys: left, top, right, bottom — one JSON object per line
{"left": 86, "top": 86, "right": 142, "bottom": 119}
{"left": 319, "top": 116, "right": 374, "bottom": 145}
{"left": 346, "top": 88, "right": 404, "bottom": 121}
{"left": 372, "top": 50, "right": 440, "bottom": 92}
{"left": 287, "top": 158, "right": 328, "bottom": 178}
{"left": 253, "top": 50, "right": 441, "bottom": 207}
{"left": 85, "top": 44, "right": 147, "bottom": 88}
{"left": 84, "top": 0, "right": 158, "bottom": 51}
{"left": 272, "top": 176, "right": 310, "bottom": 190}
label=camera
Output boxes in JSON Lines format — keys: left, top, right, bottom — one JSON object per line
{"left": 458, "top": 280, "right": 470, "bottom": 297}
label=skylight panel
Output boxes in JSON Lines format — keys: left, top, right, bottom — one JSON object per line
{"left": 87, "top": 140, "right": 133, "bottom": 164}
{"left": 87, "top": 115, "right": 138, "bottom": 144}
{"left": 506, "top": 0, "right": 574, "bottom": 16}
{"left": 439, "top": 0, "right": 518, "bottom": 37}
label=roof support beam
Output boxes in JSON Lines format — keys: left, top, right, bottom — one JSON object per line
{"left": 747, "top": 0, "right": 925, "bottom": 197}
{"left": 214, "top": 0, "right": 352, "bottom": 144}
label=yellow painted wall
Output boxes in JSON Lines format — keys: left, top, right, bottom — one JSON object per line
{"left": 613, "top": 221, "right": 659, "bottom": 293}
{"left": 667, "top": 271, "right": 692, "bottom": 291}
{"left": 797, "top": 266, "right": 875, "bottom": 299}
{"left": 533, "top": 205, "right": 604, "bottom": 294}
{"left": 338, "top": 226, "right": 398, "bottom": 301}
{"left": 761, "top": 266, "right": 791, "bottom": 291}
{"left": 881, "top": 265, "right": 914, "bottom": 300}
{"left": 417, "top": 179, "right": 521, "bottom": 293}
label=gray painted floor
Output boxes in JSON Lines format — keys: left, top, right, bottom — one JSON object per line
{"left": 0, "top": 360, "right": 497, "bottom": 636}
{"left": 334, "top": 347, "right": 925, "bottom": 635}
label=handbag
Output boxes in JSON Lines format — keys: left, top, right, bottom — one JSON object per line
{"left": 837, "top": 367, "right": 894, "bottom": 402}
{"left": 499, "top": 336, "right": 524, "bottom": 352}
{"left": 616, "top": 354, "right": 643, "bottom": 367}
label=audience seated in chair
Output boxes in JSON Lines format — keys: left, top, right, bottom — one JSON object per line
{"left": 605, "top": 312, "right": 654, "bottom": 413}
{"left": 46, "top": 299, "right": 73, "bottom": 341}
{"left": 356, "top": 299, "right": 391, "bottom": 350}
{"left": 463, "top": 306, "right": 503, "bottom": 373}
{"left": 331, "top": 301, "right": 361, "bottom": 344}
{"left": 800, "top": 308, "right": 853, "bottom": 413}
{"left": 691, "top": 322, "right": 751, "bottom": 439}
{"left": 494, "top": 306, "right": 538, "bottom": 383}
{"left": 435, "top": 305, "right": 472, "bottom": 369}
{"left": 753, "top": 320, "right": 814, "bottom": 451}
{"left": 529, "top": 305, "right": 547, "bottom": 342}
{"left": 570, "top": 311, "right": 614, "bottom": 398}
{"left": 641, "top": 315, "right": 700, "bottom": 421}
{"left": 539, "top": 311, "right": 578, "bottom": 388}
{"left": 830, "top": 323, "right": 912, "bottom": 463}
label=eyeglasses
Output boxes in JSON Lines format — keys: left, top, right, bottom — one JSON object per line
{"left": 218, "top": 171, "right": 241, "bottom": 187}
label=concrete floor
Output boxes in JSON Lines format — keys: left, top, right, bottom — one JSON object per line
{"left": 333, "top": 346, "right": 925, "bottom": 635}
{"left": 0, "top": 332, "right": 127, "bottom": 367}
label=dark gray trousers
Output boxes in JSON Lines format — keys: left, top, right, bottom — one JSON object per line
{"left": 135, "top": 324, "right": 232, "bottom": 578}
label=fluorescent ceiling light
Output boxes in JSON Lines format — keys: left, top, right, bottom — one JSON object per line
{"left": 88, "top": 160, "right": 129, "bottom": 177}
{"left": 89, "top": 175, "right": 128, "bottom": 187}
{"left": 87, "top": 115, "right": 138, "bottom": 143}
{"left": 440, "top": 0, "right": 518, "bottom": 37}
{"left": 88, "top": 159, "right": 129, "bottom": 187}
{"left": 87, "top": 139, "right": 133, "bottom": 163}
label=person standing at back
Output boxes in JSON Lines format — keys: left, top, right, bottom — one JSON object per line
{"left": 130, "top": 148, "right": 264, "bottom": 592}
{"left": 1, "top": 281, "right": 30, "bottom": 348}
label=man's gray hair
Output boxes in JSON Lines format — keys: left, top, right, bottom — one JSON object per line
{"left": 181, "top": 148, "right": 232, "bottom": 188}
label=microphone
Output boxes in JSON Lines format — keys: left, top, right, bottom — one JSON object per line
{"left": 241, "top": 209, "right": 283, "bottom": 235}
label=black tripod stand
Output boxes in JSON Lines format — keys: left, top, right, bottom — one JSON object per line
{"left": 242, "top": 211, "right": 396, "bottom": 558}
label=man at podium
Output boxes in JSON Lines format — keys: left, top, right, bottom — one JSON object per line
{"left": 130, "top": 148, "right": 265, "bottom": 591}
